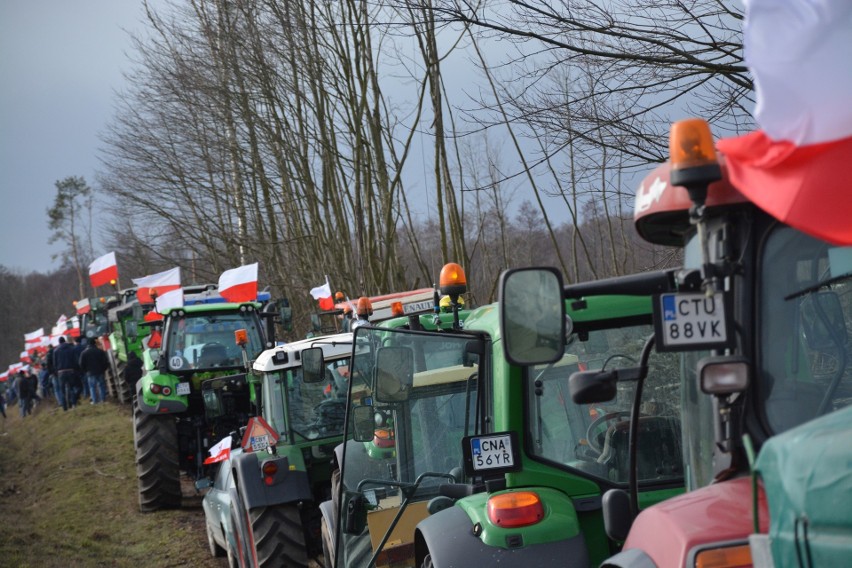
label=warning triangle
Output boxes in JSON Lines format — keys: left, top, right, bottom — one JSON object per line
{"left": 240, "top": 416, "right": 280, "bottom": 452}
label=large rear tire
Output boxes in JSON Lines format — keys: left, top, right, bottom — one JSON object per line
{"left": 249, "top": 503, "right": 310, "bottom": 568}
{"left": 133, "top": 396, "right": 181, "bottom": 511}
{"left": 115, "top": 358, "right": 133, "bottom": 405}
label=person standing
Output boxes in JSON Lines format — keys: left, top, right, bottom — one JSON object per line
{"left": 53, "top": 337, "right": 77, "bottom": 411}
{"left": 71, "top": 337, "right": 86, "bottom": 404}
{"left": 124, "top": 351, "right": 144, "bottom": 392}
{"left": 15, "top": 371, "right": 33, "bottom": 418}
{"left": 79, "top": 338, "right": 109, "bottom": 404}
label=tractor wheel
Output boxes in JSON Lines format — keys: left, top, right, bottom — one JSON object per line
{"left": 133, "top": 396, "right": 181, "bottom": 511}
{"left": 115, "top": 359, "right": 134, "bottom": 405}
{"left": 249, "top": 503, "right": 310, "bottom": 568}
{"left": 320, "top": 516, "right": 334, "bottom": 568}
{"left": 106, "top": 350, "right": 121, "bottom": 402}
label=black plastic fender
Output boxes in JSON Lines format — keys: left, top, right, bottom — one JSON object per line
{"left": 415, "top": 505, "right": 591, "bottom": 568}
{"left": 231, "top": 450, "right": 312, "bottom": 511}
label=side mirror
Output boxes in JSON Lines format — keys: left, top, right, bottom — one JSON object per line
{"left": 374, "top": 346, "right": 414, "bottom": 403}
{"left": 602, "top": 488, "right": 633, "bottom": 541}
{"left": 302, "top": 347, "right": 325, "bottom": 383}
{"left": 352, "top": 405, "right": 375, "bottom": 442}
{"left": 800, "top": 291, "right": 847, "bottom": 350}
{"left": 498, "top": 267, "right": 565, "bottom": 366}
{"left": 569, "top": 370, "right": 618, "bottom": 404}
{"left": 194, "top": 477, "right": 214, "bottom": 491}
{"left": 698, "top": 355, "right": 749, "bottom": 395}
{"left": 343, "top": 491, "right": 367, "bottom": 535}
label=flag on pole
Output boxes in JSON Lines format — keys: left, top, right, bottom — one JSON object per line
{"left": 20, "top": 351, "right": 30, "bottom": 363}
{"left": 76, "top": 298, "right": 91, "bottom": 315}
{"left": 156, "top": 288, "right": 184, "bottom": 313}
{"left": 203, "top": 435, "right": 233, "bottom": 465}
{"left": 310, "top": 278, "right": 334, "bottom": 311}
{"left": 88, "top": 252, "right": 118, "bottom": 288}
{"left": 717, "top": 0, "right": 852, "bottom": 245}
{"left": 133, "top": 267, "right": 181, "bottom": 304}
{"left": 217, "top": 263, "right": 259, "bottom": 303}
{"left": 24, "top": 328, "right": 44, "bottom": 345}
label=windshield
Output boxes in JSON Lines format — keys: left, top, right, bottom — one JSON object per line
{"left": 335, "top": 326, "right": 479, "bottom": 567}
{"left": 527, "top": 323, "right": 682, "bottom": 486}
{"left": 263, "top": 356, "right": 350, "bottom": 442}
{"left": 761, "top": 226, "right": 852, "bottom": 432}
{"left": 342, "top": 326, "right": 479, "bottom": 493}
{"left": 164, "top": 311, "right": 264, "bottom": 372}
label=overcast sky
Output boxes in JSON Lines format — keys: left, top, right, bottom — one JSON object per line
{"left": 0, "top": 0, "right": 157, "bottom": 274}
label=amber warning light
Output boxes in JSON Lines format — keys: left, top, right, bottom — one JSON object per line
{"left": 234, "top": 329, "right": 248, "bottom": 346}
{"left": 668, "top": 118, "right": 722, "bottom": 206}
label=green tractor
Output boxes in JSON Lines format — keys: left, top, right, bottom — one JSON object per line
{"left": 133, "top": 291, "right": 279, "bottom": 512}
{"left": 107, "top": 288, "right": 153, "bottom": 405}
{"left": 220, "top": 332, "right": 354, "bottom": 567}
{"left": 323, "top": 264, "right": 684, "bottom": 568}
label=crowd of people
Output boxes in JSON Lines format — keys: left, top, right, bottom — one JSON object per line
{"left": 0, "top": 335, "right": 118, "bottom": 423}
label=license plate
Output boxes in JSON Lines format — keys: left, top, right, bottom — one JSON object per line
{"left": 176, "top": 382, "right": 191, "bottom": 396}
{"left": 250, "top": 435, "right": 270, "bottom": 452}
{"left": 404, "top": 300, "right": 433, "bottom": 315}
{"left": 655, "top": 292, "right": 732, "bottom": 351}
{"left": 469, "top": 434, "right": 515, "bottom": 471}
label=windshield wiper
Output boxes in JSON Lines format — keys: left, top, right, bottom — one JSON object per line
{"left": 785, "top": 272, "right": 852, "bottom": 301}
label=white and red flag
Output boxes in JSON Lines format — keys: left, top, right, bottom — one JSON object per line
{"left": 133, "top": 267, "right": 181, "bottom": 304}
{"left": 76, "top": 298, "right": 91, "bottom": 315}
{"left": 203, "top": 435, "right": 232, "bottom": 465}
{"left": 218, "top": 263, "right": 258, "bottom": 303}
{"left": 88, "top": 252, "right": 118, "bottom": 288}
{"left": 20, "top": 351, "right": 30, "bottom": 363}
{"left": 310, "top": 277, "right": 334, "bottom": 311}
{"left": 155, "top": 288, "right": 184, "bottom": 314}
{"left": 24, "top": 328, "right": 44, "bottom": 345}
{"left": 717, "top": 0, "right": 852, "bottom": 245}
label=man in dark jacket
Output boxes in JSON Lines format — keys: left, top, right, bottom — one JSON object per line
{"left": 79, "top": 338, "right": 110, "bottom": 404}
{"left": 72, "top": 337, "right": 87, "bottom": 401}
{"left": 53, "top": 336, "right": 77, "bottom": 410}
{"left": 15, "top": 371, "right": 33, "bottom": 418}
{"left": 124, "top": 351, "right": 144, "bottom": 391}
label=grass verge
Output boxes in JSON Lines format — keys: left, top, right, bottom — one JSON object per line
{"left": 0, "top": 397, "right": 224, "bottom": 567}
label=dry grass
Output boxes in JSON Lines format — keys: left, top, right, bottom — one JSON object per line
{"left": 0, "top": 396, "right": 225, "bottom": 567}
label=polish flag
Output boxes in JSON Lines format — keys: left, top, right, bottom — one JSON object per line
{"left": 68, "top": 316, "right": 81, "bottom": 338}
{"left": 89, "top": 252, "right": 118, "bottom": 288}
{"left": 203, "top": 435, "right": 233, "bottom": 465}
{"left": 0, "top": 372, "right": 7, "bottom": 382}
{"left": 717, "top": 0, "right": 852, "bottom": 245}
{"left": 218, "top": 263, "right": 258, "bottom": 303}
{"left": 133, "top": 267, "right": 181, "bottom": 304}
{"left": 156, "top": 288, "right": 184, "bottom": 314}
{"left": 76, "top": 298, "right": 91, "bottom": 315}
{"left": 310, "top": 278, "right": 334, "bottom": 311}
{"left": 24, "top": 328, "right": 44, "bottom": 345}
{"left": 20, "top": 351, "right": 30, "bottom": 363}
